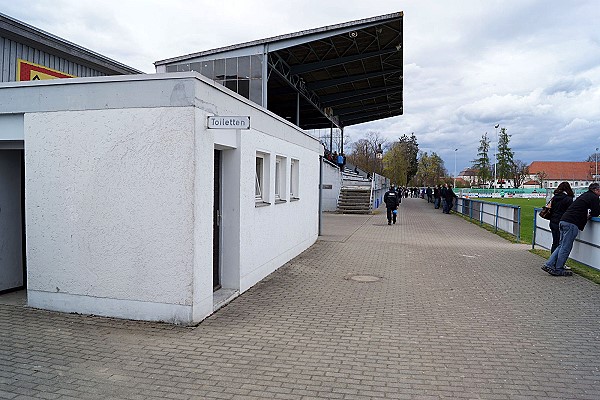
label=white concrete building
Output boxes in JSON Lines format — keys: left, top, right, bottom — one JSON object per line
{"left": 0, "top": 72, "right": 321, "bottom": 324}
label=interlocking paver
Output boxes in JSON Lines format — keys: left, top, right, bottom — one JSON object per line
{"left": 1, "top": 198, "right": 599, "bottom": 399}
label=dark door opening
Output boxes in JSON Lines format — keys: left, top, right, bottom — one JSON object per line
{"left": 213, "top": 150, "right": 221, "bottom": 291}
{"left": 0, "top": 148, "right": 25, "bottom": 295}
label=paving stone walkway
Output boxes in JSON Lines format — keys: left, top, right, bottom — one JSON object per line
{"left": 1, "top": 198, "right": 599, "bottom": 399}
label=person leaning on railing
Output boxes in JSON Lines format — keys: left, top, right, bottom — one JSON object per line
{"left": 548, "top": 182, "right": 575, "bottom": 253}
{"left": 542, "top": 182, "right": 600, "bottom": 277}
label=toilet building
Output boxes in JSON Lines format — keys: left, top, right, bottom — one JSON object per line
{"left": 1, "top": 73, "right": 321, "bottom": 324}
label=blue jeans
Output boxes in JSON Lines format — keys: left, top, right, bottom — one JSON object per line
{"left": 545, "top": 221, "right": 579, "bottom": 270}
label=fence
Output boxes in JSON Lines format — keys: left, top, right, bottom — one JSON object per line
{"left": 371, "top": 173, "right": 389, "bottom": 209}
{"left": 455, "top": 197, "right": 521, "bottom": 240}
{"left": 532, "top": 209, "right": 600, "bottom": 271}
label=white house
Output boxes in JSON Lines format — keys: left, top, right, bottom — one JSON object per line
{"left": 0, "top": 72, "right": 321, "bottom": 324}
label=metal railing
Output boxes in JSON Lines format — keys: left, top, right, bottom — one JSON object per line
{"left": 455, "top": 197, "right": 521, "bottom": 241}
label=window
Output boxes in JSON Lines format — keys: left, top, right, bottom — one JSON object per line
{"left": 290, "top": 159, "right": 299, "bottom": 200}
{"left": 255, "top": 152, "right": 270, "bottom": 205}
{"left": 275, "top": 156, "right": 287, "bottom": 202}
{"left": 255, "top": 156, "right": 264, "bottom": 201}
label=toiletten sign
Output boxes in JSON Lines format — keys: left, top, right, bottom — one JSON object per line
{"left": 17, "top": 59, "right": 75, "bottom": 81}
{"left": 207, "top": 116, "right": 250, "bottom": 129}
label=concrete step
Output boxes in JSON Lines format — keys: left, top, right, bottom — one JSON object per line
{"left": 337, "top": 209, "right": 372, "bottom": 214}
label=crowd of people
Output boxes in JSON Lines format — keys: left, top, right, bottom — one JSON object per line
{"left": 323, "top": 148, "right": 346, "bottom": 172}
{"left": 383, "top": 183, "right": 459, "bottom": 225}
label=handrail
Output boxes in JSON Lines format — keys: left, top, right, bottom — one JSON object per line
{"left": 455, "top": 197, "right": 521, "bottom": 240}
{"left": 369, "top": 178, "right": 374, "bottom": 211}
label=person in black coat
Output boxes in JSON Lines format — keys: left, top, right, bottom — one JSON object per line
{"left": 543, "top": 182, "right": 600, "bottom": 276}
{"left": 548, "top": 182, "right": 574, "bottom": 253}
{"left": 443, "top": 184, "right": 458, "bottom": 214}
{"left": 383, "top": 186, "right": 400, "bottom": 225}
{"left": 433, "top": 185, "right": 441, "bottom": 209}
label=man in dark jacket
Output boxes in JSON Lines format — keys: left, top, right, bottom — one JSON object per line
{"left": 384, "top": 186, "right": 400, "bottom": 225}
{"left": 543, "top": 182, "right": 600, "bottom": 276}
{"left": 443, "top": 184, "right": 458, "bottom": 214}
{"left": 433, "top": 185, "right": 441, "bottom": 209}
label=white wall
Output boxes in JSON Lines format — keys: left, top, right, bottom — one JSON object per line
{"left": 321, "top": 159, "right": 342, "bottom": 211}
{"left": 25, "top": 107, "right": 197, "bottom": 323}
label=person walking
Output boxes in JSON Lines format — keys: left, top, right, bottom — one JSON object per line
{"left": 543, "top": 182, "right": 600, "bottom": 276}
{"left": 384, "top": 185, "right": 400, "bottom": 225}
{"left": 548, "top": 182, "right": 575, "bottom": 253}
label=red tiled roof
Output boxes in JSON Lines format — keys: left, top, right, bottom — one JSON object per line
{"left": 528, "top": 161, "right": 595, "bottom": 180}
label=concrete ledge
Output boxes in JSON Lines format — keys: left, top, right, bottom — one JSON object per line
{"left": 28, "top": 290, "right": 193, "bottom": 325}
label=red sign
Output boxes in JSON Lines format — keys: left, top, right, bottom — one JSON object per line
{"left": 17, "top": 59, "right": 75, "bottom": 81}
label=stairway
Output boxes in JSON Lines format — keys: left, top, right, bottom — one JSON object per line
{"left": 337, "top": 186, "right": 372, "bottom": 214}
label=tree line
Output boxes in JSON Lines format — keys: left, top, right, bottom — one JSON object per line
{"left": 344, "top": 131, "right": 450, "bottom": 187}
{"left": 341, "top": 128, "right": 600, "bottom": 188}
{"left": 341, "top": 128, "right": 524, "bottom": 188}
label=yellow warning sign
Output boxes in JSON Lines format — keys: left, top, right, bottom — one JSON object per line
{"left": 17, "top": 59, "right": 75, "bottom": 81}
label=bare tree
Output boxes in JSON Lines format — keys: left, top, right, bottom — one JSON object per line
{"left": 535, "top": 171, "right": 548, "bottom": 188}
{"left": 346, "top": 131, "right": 387, "bottom": 174}
{"left": 511, "top": 160, "right": 529, "bottom": 188}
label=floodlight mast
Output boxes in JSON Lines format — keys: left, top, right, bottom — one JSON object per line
{"left": 494, "top": 124, "right": 499, "bottom": 193}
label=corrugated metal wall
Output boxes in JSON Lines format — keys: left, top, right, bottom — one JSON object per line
{"left": 0, "top": 36, "right": 106, "bottom": 82}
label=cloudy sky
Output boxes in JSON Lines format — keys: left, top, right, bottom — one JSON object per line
{"left": 2, "top": 0, "right": 599, "bottom": 174}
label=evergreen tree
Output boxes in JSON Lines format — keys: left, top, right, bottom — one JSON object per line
{"left": 471, "top": 133, "right": 492, "bottom": 187}
{"left": 399, "top": 133, "right": 419, "bottom": 184}
{"left": 496, "top": 127, "right": 514, "bottom": 186}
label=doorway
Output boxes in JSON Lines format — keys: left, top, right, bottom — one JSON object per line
{"left": 213, "top": 150, "right": 222, "bottom": 291}
{"left": 0, "top": 148, "right": 25, "bottom": 294}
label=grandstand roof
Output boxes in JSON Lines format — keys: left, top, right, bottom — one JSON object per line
{"left": 155, "top": 12, "right": 403, "bottom": 130}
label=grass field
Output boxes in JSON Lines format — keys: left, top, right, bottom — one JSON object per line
{"left": 478, "top": 197, "right": 546, "bottom": 244}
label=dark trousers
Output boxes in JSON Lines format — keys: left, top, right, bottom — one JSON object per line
{"left": 386, "top": 207, "right": 397, "bottom": 223}
{"left": 550, "top": 221, "right": 560, "bottom": 253}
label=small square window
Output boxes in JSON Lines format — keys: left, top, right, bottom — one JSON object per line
{"left": 255, "top": 152, "right": 270, "bottom": 205}
{"left": 290, "top": 159, "right": 300, "bottom": 199}
{"left": 275, "top": 156, "right": 287, "bottom": 202}
{"left": 255, "top": 156, "right": 264, "bottom": 201}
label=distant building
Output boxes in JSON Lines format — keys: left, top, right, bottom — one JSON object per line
{"left": 457, "top": 168, "right": 478, "bottom": 186}
{"left": 457, "top": 168, "right": 515, "bottom": 188}
{"left": 527, "top": 161, "right": 596, "bottom": 189}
